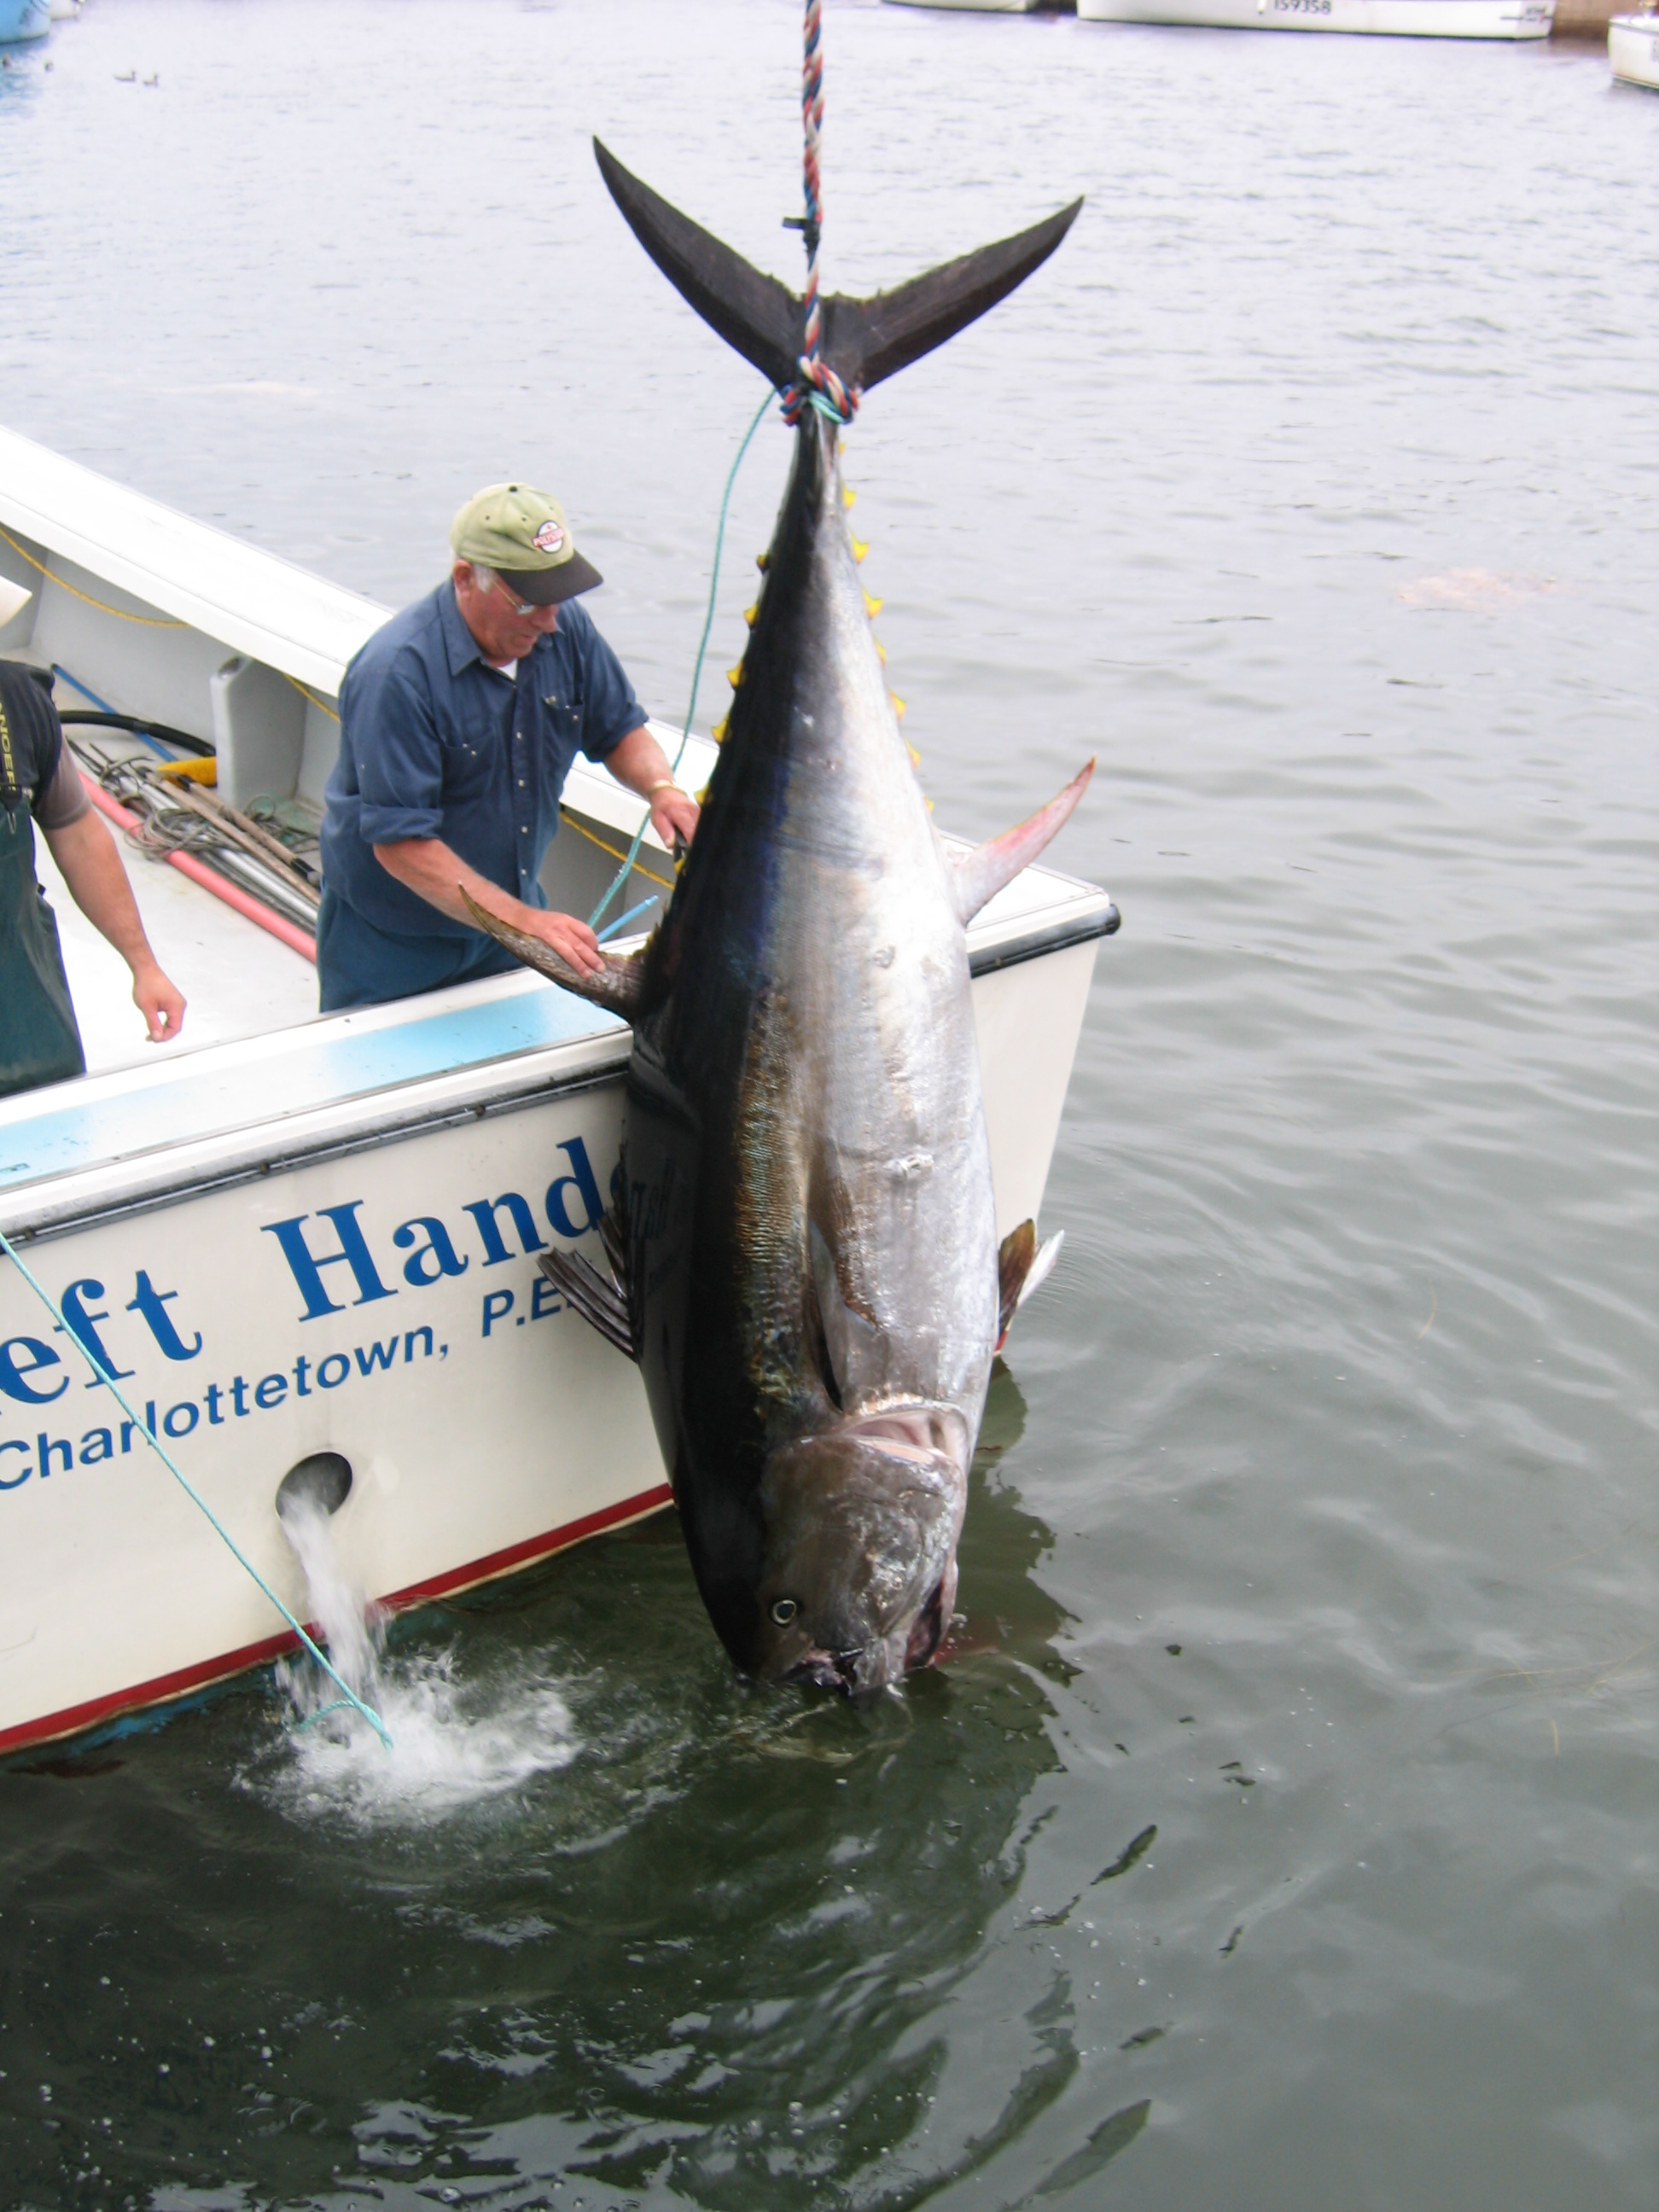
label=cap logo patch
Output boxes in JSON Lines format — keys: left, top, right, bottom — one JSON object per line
{"left": 533, "top": 521, "right": 566, "bottom": 554}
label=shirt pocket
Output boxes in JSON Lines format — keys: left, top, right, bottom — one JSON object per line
{"left": 439, "top": 699, "right": 507, "bottom": 808}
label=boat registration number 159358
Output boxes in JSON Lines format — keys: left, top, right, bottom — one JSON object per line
{"left": 1272, "top": 2, "right": 1335, "bottom": 13}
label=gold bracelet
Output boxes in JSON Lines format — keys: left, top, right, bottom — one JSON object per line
{"left": 646, "top": 777, "right": 678, "bottom": 797}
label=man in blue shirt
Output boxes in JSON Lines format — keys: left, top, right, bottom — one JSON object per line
{"left": 317, "top": 481, "right": 699, "bottom": 1011}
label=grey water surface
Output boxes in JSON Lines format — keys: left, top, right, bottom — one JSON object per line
{"left": 1, "top": 1, "right": 1655, "bottom": 2206}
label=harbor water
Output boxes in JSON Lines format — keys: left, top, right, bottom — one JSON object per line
{"left": 1, "top": 2, "right": 1655, "bottom": 2204}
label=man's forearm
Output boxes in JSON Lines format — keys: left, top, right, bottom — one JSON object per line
{"left": 374, "top": 835, "right": 524, "bottom": 927}
{"left": 602, "top": 724, "right": 675, "bottom": 799}
{"left": 43, "top": 810, "right": 186, "bottom": 1041}
{"left": 373, "top": 835, "right": 604, "bottom": 975}
{"left": 44, "top": 811, "right": 159, "bottom": 970}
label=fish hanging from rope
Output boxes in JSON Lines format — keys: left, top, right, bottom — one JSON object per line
{"left": 466, "top": 138, "right": 1090, "bottom": 1694}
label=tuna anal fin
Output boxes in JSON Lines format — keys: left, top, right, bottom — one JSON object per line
{"left": 539, "top": 1245, "right": 637, "bottom": 1362}
{"left": 997, "top": 1223, "right": 1064, "bottom": 1348}
{"left": 953, "top": 760, "right": 1094, "bottom": 928}
{"left": 460, "top": 885, "right": 651, "bottom": 1021}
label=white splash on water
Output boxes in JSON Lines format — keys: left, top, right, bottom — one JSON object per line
{"left": 260, "top": 1493, "right": 579, "bottom": 1831}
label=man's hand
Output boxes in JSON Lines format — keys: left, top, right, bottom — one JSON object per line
{"left": 649, "top": 783, "right": 701, "bottom": 854}
{"left": 131, "top": 959, "right": 187, "bottom": 1043}
{"left": 505, "top": 905, "right": 604, "bottom": 978}
{"left": 607, "top": 726, "right": 701, "bottom": 853}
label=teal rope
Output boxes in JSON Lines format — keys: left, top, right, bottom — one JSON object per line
{"left": 588, "top": 381, "right": 778, "bottom": 928}
{"left": 0, "top": 1225, "right": 393, "bottom": 1751}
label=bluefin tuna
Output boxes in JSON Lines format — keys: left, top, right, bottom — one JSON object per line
{"left": 468, "top": 143, "right": 1091, "bottom": 1692}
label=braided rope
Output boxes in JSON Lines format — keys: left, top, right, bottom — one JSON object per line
{"left": 782, "top": 0, "right": 859, "bottom": 428}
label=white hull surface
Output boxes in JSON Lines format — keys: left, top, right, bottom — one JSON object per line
{"left": 883, "top": 2, "right": 1043, "bottom": 13}
{"left": 0, "top": 425, "right": 1115, "bottom": 1753}
{"left": 1610, "top": 12, "right": 1659, "bottom": 83}
{"left": 1079, "top": 0, "right": 1553, "bottom": 32}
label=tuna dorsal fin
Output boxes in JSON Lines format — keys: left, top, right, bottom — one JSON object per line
{"left": 459, "top": 885, "right": 654, "bottom": 1021}
{"left": 997, "top": 1221, "right": 1064, "bottom": 1348}
{"left": 594, "top": 137, "right": 1082, "bottom": 398}
{"left": 952, "top": 760, "right": 1094, "bottom": 928}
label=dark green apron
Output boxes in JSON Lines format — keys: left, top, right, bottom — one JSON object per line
{"left": 0, "top": 692, "right": 86, "bottom": 1101}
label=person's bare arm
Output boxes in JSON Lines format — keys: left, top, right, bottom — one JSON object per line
{"left": 41, "top": 811, "right": 187, "bottom": 1043}
{"left": 373, "top": 835, "right": 605, "bottom": 977}
{"left": 602, "top": 725, "right": 701, "bottom": 852}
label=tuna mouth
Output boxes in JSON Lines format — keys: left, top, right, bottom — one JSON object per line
{"left": 783, "top": 1574, "right": 950, "bottom": 1697}
{"left": 903, "top": 1578, "right": 947, "bottom": 1672}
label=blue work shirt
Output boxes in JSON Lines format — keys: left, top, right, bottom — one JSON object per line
{"left": 319, "top": 579, "right": 646, "bottom": 959}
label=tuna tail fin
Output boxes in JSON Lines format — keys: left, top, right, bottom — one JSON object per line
{"left": 593, "top": 138, "right": 1082, "bottom": 398}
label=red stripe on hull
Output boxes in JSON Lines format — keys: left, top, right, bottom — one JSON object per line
{"left": 0, "top": 1484, "right": 674, "bottom": 1757}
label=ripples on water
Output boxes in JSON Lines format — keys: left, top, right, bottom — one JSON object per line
{"left": 1, "top": 2, "right": 1654, "bottom": 2206}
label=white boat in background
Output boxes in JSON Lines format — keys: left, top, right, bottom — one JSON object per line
{"left": 883, "top": 1, "right": 1043, "bottom": 14}
{"left": 0, "top": 423, "right": 1116, "bottom": 1755}
{"left": 1609, "top": 9, "right": 1659, "bottom": 81}
{"left": 1078, "top": 0, "right": 1553, "bottom": 33}
{"left": 0, "top": 0, "right": 51, "bottom": 44}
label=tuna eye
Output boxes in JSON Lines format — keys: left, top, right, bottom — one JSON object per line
{"left": 770, "top": 1598, "right": 800, "bottom": 1627}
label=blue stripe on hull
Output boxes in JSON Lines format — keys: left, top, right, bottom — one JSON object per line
{"left": 0, "top": 984, "right": 624, "bottom": 1194}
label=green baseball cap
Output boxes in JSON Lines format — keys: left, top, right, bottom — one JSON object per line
{"left": 449, "top": 482, "right": 604, "bottom": 606}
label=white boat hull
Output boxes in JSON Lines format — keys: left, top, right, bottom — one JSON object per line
{"left": 1610, "top": 12, "right": 1659, "bottom": 82}
{"left": 1079, "top": 0, "right": 1554, "bottom": 32}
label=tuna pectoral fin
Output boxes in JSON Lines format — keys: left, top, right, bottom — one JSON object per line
{"left": 997, "top": 1221, "right": 1065, "bottom": 1348}
{"left": 595, "top": 137, "right": 1082, "bottom": 398}
{"left": 460, "top": 886, "right": 651, "bottom": 1021}
{"left": 952, "top": 760, "right": 1095, "bottom": 928}
{"left": 809, "top": 1221, "right": 883, "bottom": 1407}
{"left": 539, "top": 1248, "right": 636, "bottom": 1362}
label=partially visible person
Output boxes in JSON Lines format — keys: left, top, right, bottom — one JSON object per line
{"left": 0, "top": 595, "right": 186, "bottom": 1100}
{"left": 317, "top": 481, "right": 698, "bottom": 1012}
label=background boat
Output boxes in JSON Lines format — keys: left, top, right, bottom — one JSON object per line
{"left": 1078, "top": 0, "right": 1554, "bottom": 33}
{"left": 1609, "top": 6, "right": 1659, "bottom": 77}
{"left": 0, "top": 0, "right": 51, "bottom": 44}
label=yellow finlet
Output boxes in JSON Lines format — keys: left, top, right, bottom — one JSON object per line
{"left": 889, "top": 690, "right": 905, "bottom": 719}
{"left": 744, "top": 604, "right": 759, "bottom": 628}
{"left": 876, "top": 639, "right": 887, "bottom": 664}
{"left": 755, "top": 550, "right": 770, "bottom": 572}
{"left": 727, "top": 664, "right": 744, "bottom": 690}
{"left": 155, "top": 756, "right": 218, "bottom": 785}
{"left": 863, "top": 590, "right": 883, "bottom": 619}
{"left": 907, "top": 742, "right": 922, "bottom": 767}
{"left": 852, "top": 536, "right": 868, "bottom": 564}
{"left": 842, "top": 485, "right": 857, "bottom": 509}
{"left": 924, "top": 796, "right": 934, "bottom": 813}
{"left": 712, "top": 718, "right": 728, "bottom": 743}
